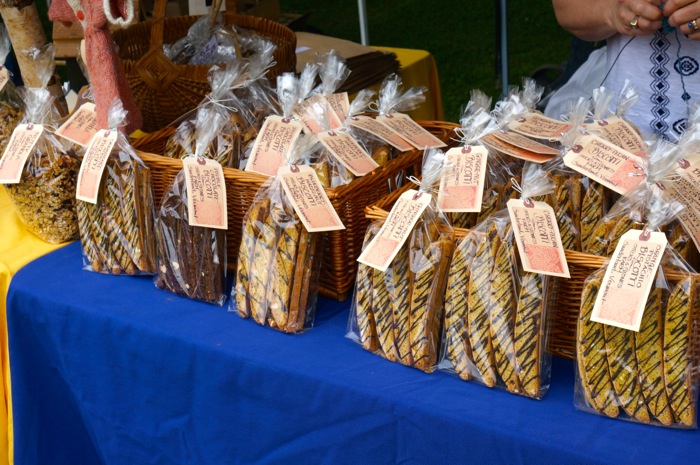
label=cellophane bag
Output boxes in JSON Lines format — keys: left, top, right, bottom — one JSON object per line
{"left": 77, "top": 100, "right": 156, "bottom": 274}
{"left": 3, "top": 44, "right": 80, "bottom": 243}
{"left": 439, "top": 164, "right": 557, "bottom": 399}
{"left": 0, "top": 24, "right": 24, "bottom": 154}
{"left": 231, "top": 135, "right": 324, "bottom": 333}
{"left": 154, "top": 108, "right": 227, "bottom": 305}
{"left": 344, "top": 89, "right": 395, "bottom": 167}
{"left": 347, "top": 148, "right": 455, "bottom": 372}
{"left": 164, "top": 12, "right": 241, "bottom": 65}
{"left": 575, "top": 173, "right": 699, "bottom": 428}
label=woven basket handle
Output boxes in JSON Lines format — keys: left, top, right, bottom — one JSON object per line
{"left": 149, "top": 0, "right": 168, "bottom": 50}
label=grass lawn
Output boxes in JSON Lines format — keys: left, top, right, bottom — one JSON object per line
{"left": 280, "top": 0, "right": 573, "bottom": 122}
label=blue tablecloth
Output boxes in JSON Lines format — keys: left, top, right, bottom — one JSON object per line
{"left": 7, "top": 242, "right": 700, "bottom": 465}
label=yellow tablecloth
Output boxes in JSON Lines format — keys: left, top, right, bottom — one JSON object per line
{"left": 0, "top": 186, "right": 67, "bottom": 465}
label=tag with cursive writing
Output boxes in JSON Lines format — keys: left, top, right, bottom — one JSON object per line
{"left": 0, "top": 67, "right": 9, "bottom": 93}
{"left": 245, "top": 115, "right": 303, "bottom": 176}
{"left": 357, "top": 189, "right": 432, "bottom": 272}
{"left": 346, "top": 115, "right": 413, "bottom": 152}
{"left": 293, "top": 94, "right": 343, "bottom": 134}
{"left": 587, "top": 116, "right": 646, "bottom": 157}
{"left": 278, "top": 164, "right": 345, "bottom": 232}
{"left": 661, "top": 170, "right": 700, "bottom": 251}
{"left": 590, "top": 230, "right": 667, "bottom": 331}
{"left": 507, "top": 198, "right": 570, "bottom": 278}
{"left": 507, "top": 112, "right": 571, "bottom": 141}
{"left": 183, "top": 157, "right": 228, "bottom": 229}
{"left": 317, "top": 130, "right": 379, "bottom": 176}
{"left": 56, "top": 102, "right": 99, "bottom": 147}
{"left": 325, "top": 92, "right": 350, "bottom": 121}
{"left": 480, "top": 133, "right": 555, "bottom": 164}
{"left": 438, "top": 146, "right": 488, "bottom": 212}
{"left": 376, "top": 112, "right": 447, "bottom": 149}
{"left": 491, "top": 130, "right": 560, "bottom": 155}
{"left": 0, "top": 124, "right": 44, "bottom": 184}
{"left": 563, "top": 134, "right": 646, "bottom": 195}
{"left": 76, "top": 129, "right": 118, "bottom": 203}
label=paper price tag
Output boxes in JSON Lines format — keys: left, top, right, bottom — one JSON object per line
{"left": 0, "top": 67, "right": 9, "bottom": 93}
{"left": 563, "top": 134, "right": 646, "bottom": 195}
{"left": 507, "top": 112, "right": 571, "bottom": 141}
{"left": 0, "top": 124, "right": 44, "bottom": 184}
{"left": 183, "top": 157, "right": 228, "bottom": 229}
{"left": 56, "top": 102, "right": 98, "bottom": 147}
{"left": 245, "top": 115, "right": 303, "bottom": 176}
{"left": 376, "top": 112, "right": 447, "bottom": 149}
{"left": 491, "top": 130, "right": 560, "bottom": 155}
{"left": 293, "top": 94, "right": 343, "bottom": 134}
{"left": 661, "top": 176, "right": 700, "bottom": 251}
{"left": 480, "top": 133, "right": 556, "bottom": 164}
{"left": 590, "top": 230, "right": 667, "bottom": 331}
{"left": 507, "top": 198, "right": 570, "bottom": 278}
{"left": 76, "top": 129, "right": 118, "bottom": 203}
{"left": 278, "top": 165, "right": 345, "bottom": 232}
{"left": 587, "top": 116, "right": 646, "bottom": 156}
{"left": 358, "top": 189, "right": 431, "bottom": 272}
{"left": 438, "top": 146, "right": 488, "bottom": 212}
{"left": 325, "top": 92, "right": 350, "bottom": 121}
{"left": 346, "top": 115, "right": 413, "bottom": 152}
{"left": 318, "top": 130, "right": 379, "bottom": 176}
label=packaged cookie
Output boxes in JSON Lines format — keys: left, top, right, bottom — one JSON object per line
{"left": 154, "top": 108, "right": 228, "bottom": 305}
{"left": 0, "top": 24, "right": 24, "bottom": 155}
{"left": 164, "top": 11, "right": 241, "bottom": 65}
{"left": 347, "top": 148, "right": 455, "bottom": 372}
{"left": 76, "top": 99, "right": 156, "bottom": 275}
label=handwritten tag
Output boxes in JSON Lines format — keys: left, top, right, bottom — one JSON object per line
{"left": 590, "top": 230, "right": 667, "bottom": 331}
{"left": 76, "top": 129, "right": 118, "bottom": 203}
{"left": 662, "top": 173, "right": 700, "bottom": 251}
{"left": 278, "top": 165, "right": 345, "bottom": 232}
{"left": 347, "top": 115, "right": 413, "bottom": 152}
{"left": 317, "top": 130, "right": 379, "bottom": 176}
{"left": 325, "top": 92, "right": 350, "bottom": 121}
{"left": 294, "top": 94, "right": 343, "bottom": 134}
{"left": 563, "top": 134, "right": 646, "bottom": 195}
{"left": 245, "top": 115, "right": 303, "bottom": 176}
{"left": 183, "top": 157, "right": 228, "bottom": 229}
{"left": 376, "top": 113, "right": 447, "bottom": 149}
{"left": 0, "top": 124, "right": 44, "bottom": 184}
{"left": 56, "top": 102, "right": 98, "bottom": 147}
{"left": 357, "top": 189, "right": 431, "bottom": 272}
{"left": 491, "top": 130, "right": 560, "bottom": 155}
{"left": 587, "top": 116, "right": 646, "bottom": 156}
{"left": 480, "top": 133, "right": 555, "bottom": 164}
{"left": 507, "top": 198, "right": 570, "bottom": 278}
{"left": 438, "top": 146, "right": 488, "bottom": 212}
{"left": 0, "top": 67, "right": 9, "bottom": 93}
{"left": 507, "top": 113, "right": 571, "bottom": 141}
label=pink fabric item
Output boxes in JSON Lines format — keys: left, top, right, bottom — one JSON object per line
{"left": 49, "top": 0, "right": 142, "bottom": 133}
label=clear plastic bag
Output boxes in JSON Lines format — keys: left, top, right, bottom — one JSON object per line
{"left": 164, "top": 12, "right": 241, "bottom": 65}
{"left": 347, "top": 148, "right": 455, "bottom": 372}
{"left": 0, "top": 24, "right": 24, "bottom": 155}
{"left": 76, "top": 99, "right": 156, "bottom": 275}
{"left": 231, "top": 135, "right": 324, "bottom": 333}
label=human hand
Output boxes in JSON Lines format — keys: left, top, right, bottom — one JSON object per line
{"left": 613, "top": 0, "right": 664, "bottom": 35}
{"left": 664, "top": 0, "right": 700, "bottom": 38}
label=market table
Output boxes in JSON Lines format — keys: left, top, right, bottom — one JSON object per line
{"left": 7, "top": 242, "right": 700, "bottom": 465}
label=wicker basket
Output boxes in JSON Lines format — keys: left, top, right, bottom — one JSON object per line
{"left": 134, "top": 119, "right": 459, "bottom": 301}
{"left": 112, "top": 0, "right": 296, "bottom": 132}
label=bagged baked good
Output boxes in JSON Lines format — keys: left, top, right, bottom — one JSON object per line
{"left": 154, "top": 107, "right": 227, "bottom": 305}
{"left": 164, "top": 11, "right": 241, "bottom": 65}
{"left": 231, "top": 135, "right": 326, "bottom": 333}
{"left": 439, "top": 164, "right": 557, "bottom": 398}
{"left": 347, "top": 148, "right": 455, "bottom": 372}
{"left": 76, "top": 99, "right": 156, "bottom": 275}
{"left": 0, "top": 24, "right": 24, "bottom": 155}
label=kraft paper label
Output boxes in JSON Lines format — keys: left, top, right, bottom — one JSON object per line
{"left": 294, "top": 94, "right": 343, "bottom": 134}
{"left": 278, "top": 164, "right": 345, "bottom": 232}
{"left": 491, "top": 130, "right": 560, "bottom": 155}
{"left": 357, "top": 189, "right": 432, "bottom": 272}
{"left": 507, "top": 113, "right": 571, "bottom": 141}
{"left": 183, "top": 157, "right": 228, "bottom": 229}
{"left": 438, "top": 146, "right": 488, "bottom": 212}
{"left": 507, "top": 198, "right": 570, "bottom": 278}
{"left": 480, "top": 133, "right": 555, "bottom": 164}
{"left": 661, "top": 175, "right": 700, "bottom": 251}
{"left": 245, "top": 115, "right": 303, "bottom": 176}
{"left": 325, "top": 92, "right": 350, "bottom": 121}
{"left": 347, "top": 115, "right": 413, "bottom": 152}
{"left": 0, "top": 67, "right": 9, "bottom": 93}
{"left": 0, "top": 124, "right": 44, "bottom": 184}
{"left": 376, "top": 113, "right": 447, "bottom": 149}
{"left": 317, "top": 130, "right": 379, "bottom": 176}
{"left": 56, "top": 102, "right": 98, "bottom": 147}
{"left": 563, "top": 134, "right": 646, "bottom": 195}
{"left": 76, "top": 129, "right": 118, "bottom": 203}
{"left": 590, "top": 230, "right": 667, "bottom": 331}
{"left": 587, "top": 116, "right": 646, "bottom": 156}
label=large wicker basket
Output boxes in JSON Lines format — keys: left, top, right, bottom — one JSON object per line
{"left": 134, "top": 119, "right": 459, "bottom": 301}
{"left": 112, "top": 0, "right": 296, "bottom": 132}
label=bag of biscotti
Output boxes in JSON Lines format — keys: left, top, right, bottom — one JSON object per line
{"left": 0, "top": 24, "right": 24, "bottom": 155}
{"left": 231, "top": 134, "right": 339, "bottom": 333}
{"left": 438, "top": 163, "right": 560, "bottom": 399}
{"left": 574, "top": 142, "right": 699, "bottom": 427}
{"left": 347, "top": 148, "right": 455, "bottom": 372}
{"left": 76, "top": 99, "right": 156, "bottom": 275}
{"left": 154, "top": 105, "right": 228, "bottom": 305}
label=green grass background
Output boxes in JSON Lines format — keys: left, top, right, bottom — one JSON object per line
{"left": 280, "top": 0, "right": 572, "bottom": 122}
